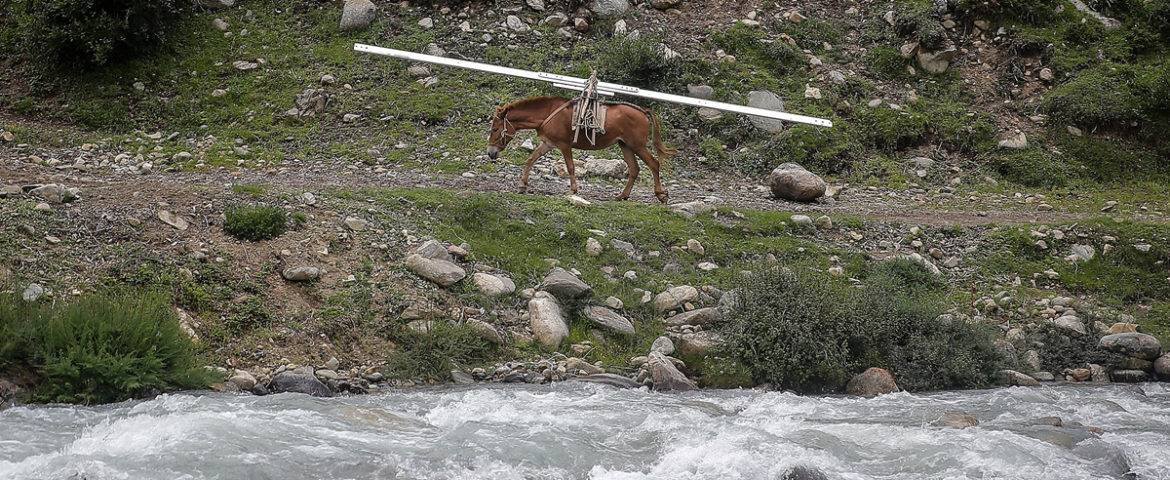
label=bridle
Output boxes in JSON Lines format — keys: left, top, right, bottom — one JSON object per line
{"left": 490, "top": 109, "right": 517, "bottom": 146}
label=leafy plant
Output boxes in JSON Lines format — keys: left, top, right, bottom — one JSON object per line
{"left": 224, "top": 205, "right": 288, "bottom": 241}
{"left": 385, "top": 321, "right": 497, "bottom": 381}
{"left": 6, "top": 0, "right": 188, "bottom": 68}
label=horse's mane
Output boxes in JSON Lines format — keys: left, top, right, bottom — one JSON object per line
{"left": 501, "top": 96, "right": 568, "bottom": 111}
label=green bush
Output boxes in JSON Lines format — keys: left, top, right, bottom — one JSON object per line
{"left": 864, "top": 46, "right": 910, "bottom": 79}
{"left": 712, "top": 24, "right": 803, "bottom": 78}
{"left": 988, "top": 149, "right": 1072, "bottom": 188}
{"left": 595, "top": 35, "right": 682, "bottom": 88}
{"left": 224, "top": 205, "right": 288, "bottom": 241}
{"left": 722, "top": 262, "right": 1002, "bottom": 393}
{"left": 955, "top": 0, "right": 1063, "bottom": 23}
{"left": 6, "top": 0, "right": 188, "bottom": 68}
{"left": 385, "top": 321, "right": 497, "bottom": 381}
{"left": 1, "top": 292, "right": 215, "bottom": 404}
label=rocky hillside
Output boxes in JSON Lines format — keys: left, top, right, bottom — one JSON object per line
{"left": 1, "top": 0, "right": 1169, "bottom": 402}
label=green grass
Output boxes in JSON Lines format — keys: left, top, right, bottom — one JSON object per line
{"left": 0, "top": 291, "right": 216, "bottom": 404}
{"left": 224, "top": 204, "right": 288, "bottom": 241}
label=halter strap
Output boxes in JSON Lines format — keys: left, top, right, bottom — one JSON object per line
{"left": 537, "top": 99, "right": 578, "bottom": 131}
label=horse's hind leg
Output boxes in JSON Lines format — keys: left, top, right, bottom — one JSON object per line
{"left": 519, "top": 140, "right": 554, "bottom": 194}
{"left": 634, "top": 146, "right": 668, "bottom": 203}
{"left": 616, "top": 144, "right": 640, "bottom": 201}
{"left": 559, "top": 147, "right": 579, "bottom": 194}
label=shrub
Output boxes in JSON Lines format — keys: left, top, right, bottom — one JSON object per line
{"left": 2, "top": 292, "right": 215, "bottom": 404}
{"left": 224, "top": 205, "right": 288, "bottom": 241}
{"left": 595, "top": 35, "right": 682, "bottom": 88}
{"left": 955, "top": 0, "right": 1063, "bottom": 23}
{"left": 6, "top": 0, "right": 188, "bottom": 68}
{"left": 987, "top": 149, "right": 1072, "bottom": 188}
{"left": 385, "top": 321, "right": 497, "bottom": 380}
{"left": 712, "top": 24, "right": 803, "bottom": 78}
{"left": 722, "top": 263, "right": 1002, "bottom": 393}
{"left": 864, "top": 46, "right": 910, "bottom": 79}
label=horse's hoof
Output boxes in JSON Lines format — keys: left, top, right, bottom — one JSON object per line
{"left": 614, "top": 194, "right": 629, "bottom": 201}
{"left": 518, "top": 186, "right": 529, "bottom": 194}
{"left": 656, "top": 192, "right": 669, "bottom": 204}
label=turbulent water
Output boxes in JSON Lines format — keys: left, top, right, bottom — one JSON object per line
{"left": 2, "top": 383, "right": 1169, "bottom": 480}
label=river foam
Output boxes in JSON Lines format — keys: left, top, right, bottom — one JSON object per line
{"left": 2, "top": 383, "right": 1167, "bottom": 479}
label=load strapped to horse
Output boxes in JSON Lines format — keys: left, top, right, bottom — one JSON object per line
{"left": 354, "top": 43, "right": 833, "bottom": 203}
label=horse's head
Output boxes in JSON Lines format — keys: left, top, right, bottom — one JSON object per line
{"left": 486, "top": 105, "right": 516, "bottom": 160}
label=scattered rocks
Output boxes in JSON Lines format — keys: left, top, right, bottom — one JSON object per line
{"left": 157, "top": 210, "right": 189, "bottom": 231}
{"left": 582, "top": 305, "right": 635, "bottom": 335}
{"left": 538, "top": 267, "right": 593, "bottom": 300}
{"left": 768, "top": 163, "right": 827, "bottom": 202}
{"left": 405, "top": 254, "right": 466, "bottom": 287}
{"left": 663, "top": 307, "right": 720, "bottom": 326}
{"left": 746, "top": 90, "right": 785, "bottom": 133}
{"left": 529, "top": 292, "right": 569, "bottom": 348}
{"left": 472, "top": 272, "right": 516, "bottom": 297}
{"left": 281, "top": 266, "right": 322, "bottom": 282}
{"left": 654, "top": 285, "right": 698, "bottom": 312}
{"left": 339, "top": 0, "right": 377, "bottom": 31}
{"left": 1099, "top": 333, "right": 1162, "bottom": 360}
{"left": 269, "top": 372, "right": 333, "bottom": 397}
{"left": 846, "top": 367, "right": 899, "bottom": 397}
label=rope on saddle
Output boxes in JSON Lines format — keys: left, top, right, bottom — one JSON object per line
{"left": 571, "top": 71, "right": 606, "bottom": 145}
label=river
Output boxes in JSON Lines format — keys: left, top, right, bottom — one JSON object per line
{"left": 1, "top": 383, "right": 1167, "bottom": 479}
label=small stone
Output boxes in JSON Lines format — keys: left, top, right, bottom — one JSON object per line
{"left": 471, "top": 272, "right": 516, "bottom": 297}
{"left": 281, "top": 266, "right": 322, "bottom": 282}
{"left": 157, "top": 210, "right": 189, "bottom": 231}
{"left": 22, "top": 283, "right": 45, "bottom": 302}
{"left": 343, "top": 216, "right": 369, "bottom": 231}
{"left": 686, "top": 239, "right": 705, "bottom": 255}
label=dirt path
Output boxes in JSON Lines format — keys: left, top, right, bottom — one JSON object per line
{"left": 0, "top": 151, "right": 1153, "bottom": 227}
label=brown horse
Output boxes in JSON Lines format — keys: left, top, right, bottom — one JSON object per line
{"left": 486, "top": 96, "right": 676, "bottom": 203}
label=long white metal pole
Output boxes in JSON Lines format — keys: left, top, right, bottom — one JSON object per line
{"left": 354, "top": 43, "right": 833, "bottom": 128}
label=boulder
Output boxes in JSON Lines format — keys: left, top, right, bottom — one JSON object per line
{"left": 590, "top": 0, "right": 630, "bottom": 17}
{"left": 538, "top": 267, "right": 593, "bottom": 300}
{"left": 746, "top": 91, "right": 785, "bottom": 133}
{"left": 663, "top": 307, "right": 720, "bottom": 326}
{"left": 529, "top": 292, "right": 568, "bottom": 348}
{"left": 1110, "top": 370, "right": 1149, "bottom": 383}
{"left": 582, "top": 305, "right": 635, "bottom": 335}
{"left": 997, "top": 369, "right": 1041, "bottom": 387}
{"left": 281, "top": 266, "right": 322, "bottom": 282}
{"left": 1054, "top": 315, "right": 1086, "bottom": 335}
{"left": 1154, "top": 354, "right": 1170, "bottom": 378}
{"left": 675, "top": 331, "right": 722, "bottom": 357}
{"left": 584, "top": 158, "right": 627, "bottom": 178}
{"left": 768, "top": 163, "right": 826, "bottom": 202}
{"left": 933, "top": 411, "right": 978, "bottom": 429}
{"left": 405, "top": 254, "right": 466, "bottom": 287}
{"left": 339, "top": 0, "right": 377, "bottom": 31}
{"left": 647, "top": 352, "right": 696, "bottom": 391}
{"left": 846, "top": 367, "right": 899, "bottom": 397}
{"left": 780, "top": 465, "right": 829, "bottom": 480}
{"left": 472, "top": 272, "right": 516, "bottom": 296}
{"left": 1098, "top": 333, "right": 1162, "bottom": 360}
{"left": 415, "top": 239, "right": 452, "bottom": 261}
{"left": 465, "top": 318, "right": 506, "bottom": 345}
{"left": 571, "top": 373, "right": 641, "bottom": 389}
{"left": 654, "top": 285, "right": 698, "bottom": 312}
{"left": 650, "top": 336, "right": 674, "bottom": 355}
{"left": 269, "top": 372, "right": 333, "bottom": 397}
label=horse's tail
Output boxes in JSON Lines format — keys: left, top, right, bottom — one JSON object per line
{"left": 647, "top": 109, "right": 677, "bottom": 160}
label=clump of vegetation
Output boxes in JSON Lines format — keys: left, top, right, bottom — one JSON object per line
{"left": 595, "top": 35, "right": 683, "bottom": 88}
{"left": 4, "top": 0, "right": 188, "bottom": 68}
{"left": 385, "top": 321, "right": 497, "bottom": 381}
{"left": 224, "top": 205, "right": 288, "bottom": 241}
{"left": 1043, "top": 62, "right": 1169, "bottom": 130}
{"left": 0, "top": 292, "right": 215, "bottom": 404}
{"left": 712, "top": 24, "right": 803, "bottom": 78}
{"left": 722, "top": 261, "right": 1002, "bottom": 393}
{"left": 987, "top": 149, "right": 1072, "bottom": 188}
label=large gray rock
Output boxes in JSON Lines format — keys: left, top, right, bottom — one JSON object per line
{"left": 663, "top": 307, "right": 720, "bottom": 326}
{"left": 582, "top": 305, "right": 635, "bottom": 335}
{"left": 747, "top": 91, "right": 785, "bottom": 133}
{"left": 650, "top": 336, "right": 674, "bottom": 355}
{"left": 647, "top": 352, "right": 696, "bottom": 391}
{"left": 405, "top": 254, "right": 466, "bottom": 287}
{"left": 472, "top": 272, "right": 516, "bottom": 297}
{"left": 1154, "top": 354, "right": 1170, "bottom": 378}
{"left": 654, "top": 285, "right": 698, "bottom": 312}
{"left": 339, "top": 0, "right": 377, "bottom": 31}
{"left": 675, "top": 331, "right": 723, "bottom": 357}
{"left": 529, "top": 292, "right": 568, "bottom": 349}
{"left": 997, "top": 369, "right": 1041, "bottom": 387}
{"left": 281, "top": 266, "right": 322, "bottom": 282}
{"left": 538, "top": 268, "right": 592, "bottom": 300}
{"left": 590, "top": 0, "right": 630, "bottom": 17}
{"left": 768, "top": 163, "right": 826, "bottom": 202}
{"left": 269, "top": 372, "right": 333, "bottom": 397}
{"left": 572, "top": 373, "right": 641, "bottom": 388}
{"left": 846, "top": 367, "right": 899, "bottom": 397}
{"left": 1099, "top": 333, "right": 1162, "bottom": 360}
{"left": 414, "top": 239, "right": 452, "bottom": 262}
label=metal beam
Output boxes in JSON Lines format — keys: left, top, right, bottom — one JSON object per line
{"left": 354, "top": 43, "right": 833, "bottom": 128}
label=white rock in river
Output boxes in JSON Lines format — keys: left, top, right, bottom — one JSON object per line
{"left": 529, "top": 292, "right": 568, "bottom": 349}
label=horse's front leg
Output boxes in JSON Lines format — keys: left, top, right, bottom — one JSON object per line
{"left": 519, "top": 141, "right": 553, "bottom": 194}
{"left": 559, "top": 147, "right": 578, "bottom": 195}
